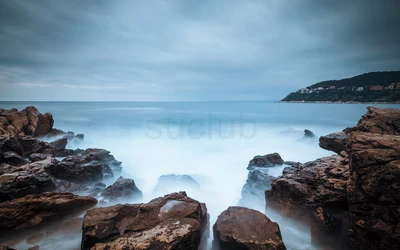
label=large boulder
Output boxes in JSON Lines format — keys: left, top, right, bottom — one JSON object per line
{"left": 0, "top": 107, "right": 54, "bottom": 137}
{"left": 248, "top": 153, "right": 284, "bottom": 169}
{"left": 0, "top": 157, "right": 57, "bottom": 202}
{"left": 319, "top": 132, "right": 347, "bottom": 154}
{"left": 81, "top": 192, "right": 208, "bottom": 250}
{"left": 213, "top": 206, "right": 286, "bottom": 250}
{"left": 346, "top": 132, "right": 400, "bottom": 250}
{"left": 0, "top": 192, "right": 97, "bottom": 236}
{"left": 102, "top": 176, "right": 142, "bottom": 202}
{"left": 265, "top": 155, "right": 350, "bottom": 249}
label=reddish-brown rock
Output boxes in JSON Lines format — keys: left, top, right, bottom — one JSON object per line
{"left": 0, "top": 107, "right": 54, "bottom": 137}
{"left": 344, "top": 106, "right": 400, "bottom": 135}
{"left": 81, "top": 192, "right": 208, "bottom": 250}
{"left": 319, "top": 131, "right": 347, "bottom": 154}
{"left": 0, "top": 192, "right": 97, "bottom": 237}
{"left": 346, "top": 132, "right": 400, "bottom": 250}
{"left": 213, "top": 206, "right": 286, "bottom": 250}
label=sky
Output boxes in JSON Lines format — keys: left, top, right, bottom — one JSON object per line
{"left": 0, "top": 0, "right": 400, "bottom": 101}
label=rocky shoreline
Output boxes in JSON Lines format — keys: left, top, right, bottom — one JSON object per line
{"left": 1, "top": 105, "right": 399, "bottom": 250}
{"left": 277, "top": 101, "right": 400, "bottom": 104}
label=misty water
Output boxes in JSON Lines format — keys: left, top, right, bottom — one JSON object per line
{"left": 2, "top": 101, "right": 399, "bottom": 250}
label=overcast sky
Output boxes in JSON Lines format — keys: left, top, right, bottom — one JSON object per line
{"left": 1, "top": 0, "right": 399, "bottom": 101}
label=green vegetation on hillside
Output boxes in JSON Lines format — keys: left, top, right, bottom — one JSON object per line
{"left": 281, "top": 71, "right": 400, "bottom": 103}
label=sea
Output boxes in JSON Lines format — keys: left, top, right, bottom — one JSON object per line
{"left": 1, "top": 101, "right": 399, "bottom": 250}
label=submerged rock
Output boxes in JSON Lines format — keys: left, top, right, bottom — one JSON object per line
{"left": 319, "top": 132, "right": 347, "bottom": 154}
{"left": 241, "top": 153, "right": 283, "bottom": 203}
{"left": 304, "top": 129, "right": 315, "bottom": 137}
{"left": 0, "top": 192, "right": 97, "bottom": 236}
{"left": 154, "top": 174, "right": 200, "bottom": 195}
{"left": 82, "top": 192, "right": 208, "bottom": 250}
{"left": 213, "top": 206, "right": 286, "bottom": 250}
{"left": 102, "top": 176, "right": 142, "bottom": 202}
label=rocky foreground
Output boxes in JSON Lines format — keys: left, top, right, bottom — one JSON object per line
{"left": 1, "top": 106, "right": 287, "bottom": 250}
{"left": 1, "top": 105, "right": 399, "bottom": 250}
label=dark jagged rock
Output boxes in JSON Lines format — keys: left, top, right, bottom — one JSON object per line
{"left": 45, "top": 159, "right": 104, "bottom": 184}
{"left": 346, "top": 132, "right": 400, "bottom": 250}
{"left": 0, "top": 106, "right": 54, "bottom": 137}
{"left": 0, "top": 192, "right": 97, "bottom": 237}
{"left": 48, "top": 138, "right": 68, "bottom": 150}
{"left": 1, "top": 151, "right": 26, "bottom": 166}
{"left": 304, "top": 129, "right": 315, "bottom": 137}
{"left": 241, "top": 168, "right": 277, "bottom": 200}
{"left": 213, "top": 206, "right": 286, "bottom": 250}
{"left": 0, "top": 136, "right": 24, "bottom": 156}
{"left": 80, "top": 148, "right": 122, "bottom": 175}
{"left": 102, "top": 176, "right": 142, "bottom": 202}
{"left": 248, "top": 153, "right": 284, "bottom": 169}
{"left": 0, "top": 157, "right": 57, "bottom": 202}
{"left": 241, "top": 153, "right": 284, "bottom": 203}
{"left": 319, "top": 132, "right": 347, "bottom": 154}
{"left": 0, "top": 246, "right": 16, "bottom": 250}
{"left": 82, "top": 192, "right": 208, "bottom": 250}
{"left": 344, "top": 106, "right": 400, "bottom": 135}
{"left": 29, "top": 153, "right": 52, "bottom": 162}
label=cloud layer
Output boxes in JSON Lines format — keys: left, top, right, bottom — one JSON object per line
{"left": 1, "top": 0, "right": 399, "bottom": 101}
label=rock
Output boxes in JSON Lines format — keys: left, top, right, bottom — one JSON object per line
{"left": 0, "top": 246, "right": 16, "bottom": 250}
{"left": 346, "top": 132, "right": 400, "bottom": 250}
{"left": 0, "top": 136, "right": 24, "bottom": 155}
{"left": 0, "top": 107, "right": 54, "bottom": 137}
{"left": 81, "top": 192, "right": 208, "bottom": 250}
{"left": 319, "top": 132, "right": 347, "bottom": 154}
{"left": 0, "top": 192, "right": 97, "bottom": 236}
{"left": 29, "top": 153, "right": 52, "bottom": 162}
{"left": 248, "top": 153, "right": 284, "bottom": 169}
{"left": 75, "top": 134, "right": 84, "bottom": 140}
{"left": 344, "top": 106, "right": 400, "bottom": 135}
{"left": 0, "top": 157, "right": 57, "bottom": 202}
{"left": 1, "top": 151, "right": 26, "bottom": 166}
{"left": 45, "top": 159, "right": 104, "bottom": 184}
{"left": 16, "top": 136, "right": 48, "bottom": 156}
{"left": 154, "top": 174, "right": 200, "bottom": 195}
{"left": 304, "top": 129, "right": 315, "bottom": 137}
{"left": 265, "top": 155, "right": 349, "bottom": 219}
{"left": 213, "top": 206, "right": 286, "bottom": 250}
{"left": 80, "top": 148, "right": 122, "bottom": 175}
{"left": 102, "top": 176, "right": 142, "bottom": 202}
{"left": 48, "top": 138, "right": 68, "bottom": 150}
{"left": 241, "top": 168, "right": 277, "bottom": 202}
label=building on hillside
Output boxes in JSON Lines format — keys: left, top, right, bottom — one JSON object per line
{"left": 370, "top": 85, "right": 384, "bottom": 91}
{"left": 356, "top": 87, "right": 364, "bottom": 91}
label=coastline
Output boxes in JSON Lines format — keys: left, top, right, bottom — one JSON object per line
{"left": 276, "top": 100, "right": 400, "bottom": 104}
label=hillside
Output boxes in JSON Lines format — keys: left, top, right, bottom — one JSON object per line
{"left": 281, "top": 71, "right": 400, "bottom": 103}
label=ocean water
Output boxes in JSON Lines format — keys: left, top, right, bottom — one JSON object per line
{"left": 1, "top": 101, "right": 399, "bottom": 250}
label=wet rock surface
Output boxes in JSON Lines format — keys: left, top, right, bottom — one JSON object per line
{"left": 213, "top": 206, "right": 286, "bottom": 250}
{"left": 248, "top": 153, "right": 284, "bottom": 169}
{"left": 319, "top": 131, "right": 347, "bottom": 154}
{"left": 81, "top": 192, "right": 208, "bottom": 250}
{"left": 241, "top": 153, "right": 284, "bottom": 203}
{"left": 0, "top": 192, "right": 97, "bottom": 237}
{"left": 102, "top": 176, "right": 142, "bottom": 202}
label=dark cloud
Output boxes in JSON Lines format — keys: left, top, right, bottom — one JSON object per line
{"left": 0, "top": 0, "right": 399, "bottom": 101}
